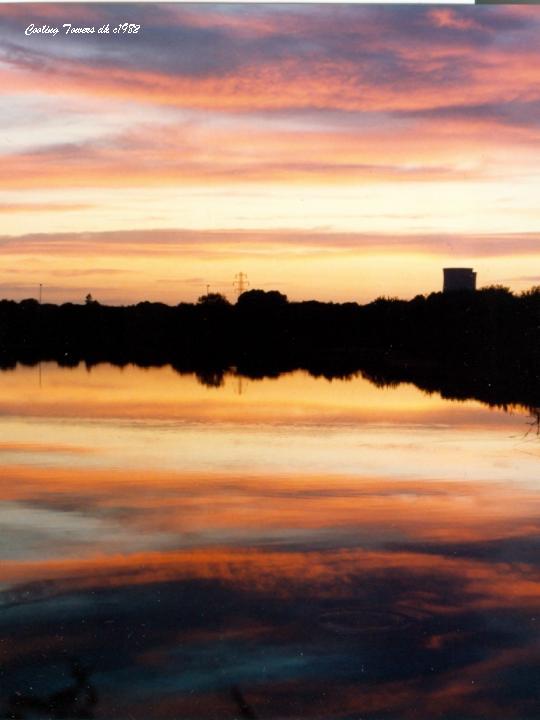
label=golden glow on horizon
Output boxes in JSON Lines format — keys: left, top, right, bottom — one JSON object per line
{"left": 1, "top": 244, "right": 539, "bottom": 304}
{"left": 0, "top": 362, "right": 520, "bottom": 421}
{"left": 0, "top": 365, "right": 534, "bottom": 488}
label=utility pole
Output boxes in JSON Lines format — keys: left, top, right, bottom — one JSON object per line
{"left": 206, "top": 284, "right": 210, "bottom": 295}
{"left": 39, "top": 283, "right": 42, "bottom": 304}
{"left": 233, "top": 272, "right": 249, "bottom": 298}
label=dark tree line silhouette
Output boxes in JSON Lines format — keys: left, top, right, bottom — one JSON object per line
{"left": 1, "top": 285, "right": 539, "bottom": 407}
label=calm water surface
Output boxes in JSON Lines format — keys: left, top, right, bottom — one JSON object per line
{"left": 1, "top": 364, "right": 539, "bottom": 719}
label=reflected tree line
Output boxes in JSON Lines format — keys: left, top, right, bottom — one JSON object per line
{"left": 1, "top": 285, "right": 540, "bottom": 410}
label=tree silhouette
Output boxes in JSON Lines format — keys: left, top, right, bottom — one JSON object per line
{"left": 237, "top": 289, "right": 288, "bottom": 309}
{"left": 197, "top": 292, "right": 230, "bottom": 306}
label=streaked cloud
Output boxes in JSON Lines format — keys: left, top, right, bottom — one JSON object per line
{"left": 0, "top": 202, "right": 93, "bottom": 213}
{"left": 3, "top": 228, "right": 540, "bottom": 258}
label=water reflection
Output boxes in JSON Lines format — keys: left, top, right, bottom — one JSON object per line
{"left": 0, "top": 365, "right": 539, "bottom": 718}
{"left": 4, "top": 660, "right": 97, "bottom": 719}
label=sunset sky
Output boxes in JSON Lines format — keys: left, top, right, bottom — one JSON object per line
{"left": 2, "top": 3, "right": 540, "bottom": 303}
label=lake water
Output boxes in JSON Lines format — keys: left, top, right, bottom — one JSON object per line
{"left": 1, "top": 363, "right": 539, "bottom": 719}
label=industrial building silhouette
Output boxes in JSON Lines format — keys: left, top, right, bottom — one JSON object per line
{"left": 443, "top": 268, "right": 476, "bottom": 293}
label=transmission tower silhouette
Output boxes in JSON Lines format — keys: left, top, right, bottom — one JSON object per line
{"left": 233, "top": 272, "right": 249, "bottom": 298}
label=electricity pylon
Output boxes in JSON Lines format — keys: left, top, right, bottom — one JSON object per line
{"left": 233, "top": 272, "right": 249, "bottom": 298}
